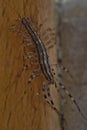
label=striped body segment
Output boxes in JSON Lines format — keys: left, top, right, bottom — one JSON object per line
{"left": 22, "top": 18, "right": 54, "bottom": 82}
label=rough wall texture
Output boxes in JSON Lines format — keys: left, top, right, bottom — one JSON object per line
{"left": 55, "top": 0, "right": 87, "bottom": 130}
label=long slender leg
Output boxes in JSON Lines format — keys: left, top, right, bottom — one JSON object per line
{"left": 42, "top": 29, "right": 56, "bottom": 49}
{"left": 51, "top": 62, "right": 76, "bottom": 83}
{"left": 36, "top": 18, "right": 48, "bottom": 32}
{"left": 23, "top": 43, "right": 38, "bottom": 64}
{"left": 23, "top": 38, "right": 33, "bottom": 46}
{"left": 42, "top": 82, "right": 68, "bottom": 129}
{"left": 42, "top": 82, "right": 61, "bottom": 116}
{"left": 23, "top": 52, "right": 37, "bottom": 60}
{"left": 40, "top": 27, "right": 55, "bottom": 36}
{"left": 58, "top": 81, "right": 87, "bottom": 121}
{"left": 51, "top": 67, "right": 87, "bottom": 120}
{"left": 10, "top": 21, "right": 31, "bottom": 39}
{"left": 23, "top": 53, "right": 38, "bottom": 66}
{"left": 28, "top": 70, "right": 40, "bottom": 84}
{"left": 47, "top": 43, "right": 56, "bottom": 50}
{"left": 60, "top": 65, "right": 77, "bottom": 83}
{"left": 58, "top": 58, "right": 76, "bottom": 81}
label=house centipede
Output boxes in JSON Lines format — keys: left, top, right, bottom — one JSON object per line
{"left": 15, "top": 17, "right": 87, "bottom": 121}
{"left": 21, "top": 17, "right": 61, "bottom": 115}
{"left": 3, "top": 2, "right": 87, "bottom": 129}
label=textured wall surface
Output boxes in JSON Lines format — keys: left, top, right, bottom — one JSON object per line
{"left": 55, "top": 0, "right": 87, "bottom": 130}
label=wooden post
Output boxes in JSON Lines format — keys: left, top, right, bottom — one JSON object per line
{"left": 0, "top": 0, "right": 61, "bottom": 130}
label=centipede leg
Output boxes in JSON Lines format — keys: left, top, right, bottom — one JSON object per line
{"left": 23, "top": 54, "right": 38, "bottom": 66}
{"left": 47, "top": 43, "right": 56, "bottom": 50}
{"left": 58, "top": 58, "right": 76, "bottom": 81}
{"left": 58, "top": 81, "right": 87, "bottom": 121}
{"left": 42, "top": 82, "right": 68, "bottom": 129}
{"left": 28, "top": 70, "right": 40, "bottom": 84}
{"left": 11, "top": 21, "right": 31, "bottom": 39}
{"left": 37, "top": 18, "right": 48, "bottom": 31}
{"left": 23, "top": 52, "right": 37, "bottom": 60}
{"left": 42, "top": 82, "right": 60, "bottom": 115}
{"left": 46, "top": 40, "right": 56, "bottom": 50}
{"left": 23, "top": 39, "right": 33, "bottom": 46}
{"left": 40, "top": 28, "right": 56, "bottom": 49}
{"left": 52, "top": 68, "right": 87, "bottom": 121}
{"left": 41, "top": 27, "right": 55, "bottom": 36}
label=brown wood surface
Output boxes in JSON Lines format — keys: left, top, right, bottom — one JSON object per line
{"left": 0, "top": 0, "right": 60, "bottom": 130}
